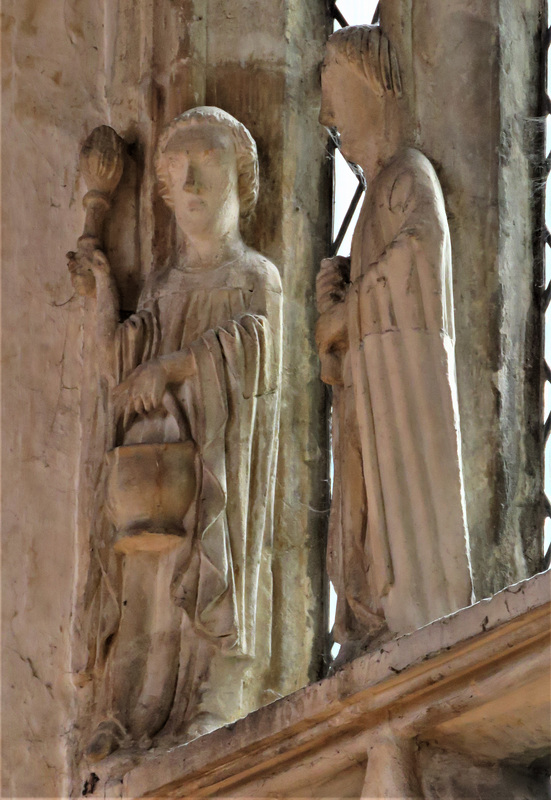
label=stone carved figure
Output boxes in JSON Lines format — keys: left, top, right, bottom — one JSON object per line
{"left": 68, "top": 108, "right": 282, "bottom": 759}
{"left": 316, "top": 27, "right": 472, "bottom": 662}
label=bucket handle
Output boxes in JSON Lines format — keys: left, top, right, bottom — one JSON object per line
{"left": 162, "top": 389, "right": 193, "bottom": 443}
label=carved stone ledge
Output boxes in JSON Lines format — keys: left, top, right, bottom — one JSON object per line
{"left": 83, "top": 571, "right": 550, "bottom": 798}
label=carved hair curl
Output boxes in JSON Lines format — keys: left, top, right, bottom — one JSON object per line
{"left": 327, "top": 25, "right": 402, "bottom": 98}
{"left": 155, "top": 106, "right": 259, "bottom": 219}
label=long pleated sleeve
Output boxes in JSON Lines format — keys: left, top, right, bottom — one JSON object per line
{"left": 168, "top": 273, "right": 282, "bottom": 658}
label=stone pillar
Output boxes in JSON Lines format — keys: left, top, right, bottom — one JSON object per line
{"left": 380, "top": 0, "right": 545, "bottom": 597}
{"left": 361, "top": 731, "right": 422, "bottom": 800}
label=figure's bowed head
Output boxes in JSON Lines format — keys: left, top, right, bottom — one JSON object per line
{"left": 319, "top": 25, "right": 403, "bottom": 179}
{"left": 155, "top": 107, "right": 259, "bottom": 241}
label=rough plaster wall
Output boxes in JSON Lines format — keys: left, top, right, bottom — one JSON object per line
{"left": 381, "top": 0, "right": 545, "bottom": 597}
{"left": 1, "top": 3, "right": 105, "bottom": 795}
{"left": 2, "top": 0, "right": 330, "bottom": 795}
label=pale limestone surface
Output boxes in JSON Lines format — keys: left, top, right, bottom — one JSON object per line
{"left": 68, "top": 108, "right": 283, "bottom": 762}
{"left": 2, "top": 2, "right": 330, "bottom": 796}
{"left": 316, "top": 26, "right": 472, "bottom": 650}
{"left": 2, "top": 5, "right": 98, "bottom": 796}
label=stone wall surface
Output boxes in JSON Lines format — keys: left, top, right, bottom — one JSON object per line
{"left": 1, "top": 1, "right": 330, "bottom": 795}
{"left": 2, "top": 2, "right": 103, "bottom": 795}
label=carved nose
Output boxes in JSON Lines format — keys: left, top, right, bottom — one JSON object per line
{"left": 184, "top": 165, "right": 201, "bottom": 192}
{"left": 319, "top": 103, "right": 334, "bottom": 128}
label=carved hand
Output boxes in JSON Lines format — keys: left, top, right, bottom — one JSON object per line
{"left": 316, "top": 256, "right": 350, "bottom": 355}
{"left": 113, "top": 349, "right": 197, "bottom": 428}
{"left": 316, "top": 303, "right": 348, "bottom": 386}
{"left": 66, "top": 244, "right": 110, "bottom": 298}
{"left": 113, "top": 359, "right": 168, "bottom": 427}
{"left": 316, "top": 256, "right": 351, "bottom": 314}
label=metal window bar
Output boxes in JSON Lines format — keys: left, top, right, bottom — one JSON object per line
{"left": 327, "top": 2, "right": 380, "bottom": 256}
{"left": 543, "top": 21, "right": 551, "bottom": 571}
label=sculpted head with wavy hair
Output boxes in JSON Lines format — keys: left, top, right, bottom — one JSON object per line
{"left": 155, "top": 107, "right": 259, "bottom": 249}
{"left": 320, "top": 26, "right": 403, "bottom": 176}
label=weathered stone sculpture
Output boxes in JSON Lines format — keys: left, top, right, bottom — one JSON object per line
{"left": 68, "top": 108, "right": 282, "bottom": 759}
{"left": 316, "top": 26, "right": 473, "bottom": 662}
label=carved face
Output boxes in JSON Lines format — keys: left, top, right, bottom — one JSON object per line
{"left": 162, "top": 125, "right": 240, "bottom": 237}
{"left": 320, "top": 54, "right": 387, "bottom": 171}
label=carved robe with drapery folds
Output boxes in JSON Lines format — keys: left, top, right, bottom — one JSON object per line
{"left": 329, "top": 148, "right": 472, "bottom": 643}
{"left": 77, "top": 252, "right": 282, "bottom": 737}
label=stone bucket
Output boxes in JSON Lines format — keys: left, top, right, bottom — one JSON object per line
{"left": 106, "top": 440, "right": 196, "bottom": 534}
{"left": 105, "top": 391, "right": 197, "bottom": 549}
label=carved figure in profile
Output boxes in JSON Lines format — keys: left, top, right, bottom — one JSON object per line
{"left": 68, "top": 108, "right": 282, "bottom": 759}
{"left": 316, "top": 26, "right": 473, "bottom": 663}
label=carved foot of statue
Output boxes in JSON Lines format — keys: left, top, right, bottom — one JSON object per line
{"left": 85, "top": 719, "right": 127, "bottom": 763}
{"left": 330, "top": 626, "right": 390, "bottom": 672}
